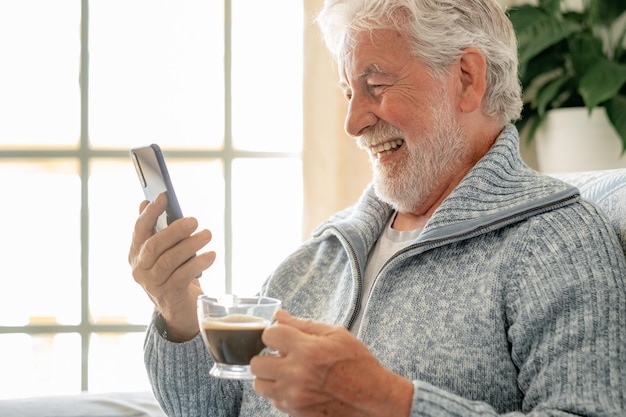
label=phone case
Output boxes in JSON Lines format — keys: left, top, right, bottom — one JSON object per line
{"left": 130, "top": 144, "right": 183, "bottom": 231}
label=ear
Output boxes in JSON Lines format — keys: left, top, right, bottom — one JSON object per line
{"left": 456, "top": 47, "right": 487, "bottom": 113}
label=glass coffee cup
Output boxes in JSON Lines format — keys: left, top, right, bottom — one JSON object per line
{"left": 197, "top": 294, "right": 281, "bottom": 379}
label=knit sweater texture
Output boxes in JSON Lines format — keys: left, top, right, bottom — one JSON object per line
{"left": 144, "top": 125, "right": 626, "bottom": 416}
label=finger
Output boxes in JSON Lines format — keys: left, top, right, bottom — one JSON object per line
{"left": 252, "top": 355, "right": 328, "bottom": 415}
{"left": 129, "top": 193, "right": 168, "bottom": 262}
{"left": 261, "top": 319, "right": 337, "bottom": 357}
{"left": 143, "top": 225, "right": 213, "bottom": 285}
{"left": 250, "top": 354, "right": 282, "bottom": 382}
{"left": 252, "top": 375, "right": 283, "bottom": 411}
{"left": 274, "top": 310, "right": 335, "bottom": 336}
{"left": 162, "top": 249, "right": 216, "bottom": 287}
{"left": 138, "top": 199, "right": 149, "bottom": 214}
{"left": 251, "top": 356, "right": 302, "bottom": 408}
{"left": 137, "top": 216, "right": 201, "bottom": 268}
{"left": 138, "top": 192, "right": 168, "bottom": 237}
{"left": 260, "top": 322, "right": 306, "bottom": 355}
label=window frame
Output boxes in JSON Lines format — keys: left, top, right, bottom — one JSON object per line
{"left": 0, "top": 0, "right": 302, "bottom": 394}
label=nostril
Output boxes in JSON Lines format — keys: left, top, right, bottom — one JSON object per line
{"left": 345, "top": 111, "right": 377, "bottom": 138}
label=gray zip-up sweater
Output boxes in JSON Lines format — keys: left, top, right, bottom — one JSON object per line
{"left": 144, "top": 125, "right": 626, "bottom": 416}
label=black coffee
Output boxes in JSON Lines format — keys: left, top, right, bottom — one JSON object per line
{"left": 202, "top": 314, "right": 268, "bottom": 365}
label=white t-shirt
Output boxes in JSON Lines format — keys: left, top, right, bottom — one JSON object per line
{"left": 350, "top": 212, "right": 422, "bottom": 333}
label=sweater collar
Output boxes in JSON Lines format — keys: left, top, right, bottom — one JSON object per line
{"left": 315, "top": 124, "right": 579, "bottom": 247}
{"left": 420, "top": 124, "right": 578, "bottom": 241}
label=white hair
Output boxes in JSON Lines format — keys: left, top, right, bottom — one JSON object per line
{"left": 316, "top": 0, "right": 523, "bottom": 125}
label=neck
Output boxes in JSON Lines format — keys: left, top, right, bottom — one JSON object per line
{"left": 390, "top": 124, "right": 504, "bottom": 231}
{"left": 392, "top": 212, "right": 429, "bottom": 231}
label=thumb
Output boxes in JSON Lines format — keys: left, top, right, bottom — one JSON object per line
{"left": 274, "top": 309, "right": 333, "bottom": 336}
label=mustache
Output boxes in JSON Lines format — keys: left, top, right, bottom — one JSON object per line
{"left": 356, "top": 123, "right": 405, "bottom": 149}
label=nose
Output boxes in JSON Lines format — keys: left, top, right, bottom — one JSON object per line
{"left": 344, "top": 93, "right": 378, "bottom": 138}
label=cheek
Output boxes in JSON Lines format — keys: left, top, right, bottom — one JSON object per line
{"left": 380, "top": 96, "right": 430, "bottom": 135}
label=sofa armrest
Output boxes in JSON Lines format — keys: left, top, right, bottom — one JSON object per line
{"left": 549, "top": 169, "right": 626, "bottom": 255}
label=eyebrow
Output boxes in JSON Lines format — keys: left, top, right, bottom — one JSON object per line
{"left": 360, "top": 64, "right": 383, "bottom": 78}
{"left": 338, "top": 64, "right": 383, "bottom": 90}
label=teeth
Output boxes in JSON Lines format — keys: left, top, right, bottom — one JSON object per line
{"left": 370, "top": 139, "right": 403, "bottom": 157}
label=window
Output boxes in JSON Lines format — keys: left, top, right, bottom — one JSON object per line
{"left": 0, "top": 0, "right": 303, "bottom": 399}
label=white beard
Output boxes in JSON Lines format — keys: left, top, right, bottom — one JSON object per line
{"left": 361, "top": 97, "right": 469, "bottom": 213}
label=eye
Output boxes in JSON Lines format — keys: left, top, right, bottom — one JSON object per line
{"left": 368, "top": 83, "right": 387, "bottom": 95}
{"left": 343, "top": 89, "right": 353, "bottom": 101}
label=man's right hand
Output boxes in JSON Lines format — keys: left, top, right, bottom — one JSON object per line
{"left": 128, "top": 192, "right": 216, "bottom": 342}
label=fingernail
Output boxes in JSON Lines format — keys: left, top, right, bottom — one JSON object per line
{"left": 183, "top": 217, "right": 196, "bottom": 229}
{"left": 275, "top": 309, "right": 289, "bottom": 320}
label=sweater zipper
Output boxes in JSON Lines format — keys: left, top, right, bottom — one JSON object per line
{"left": 322, "top": 226, "right": 364, "bottom": 330}
{"left": 354, "top": 193, "right": 579, "bottom": 330}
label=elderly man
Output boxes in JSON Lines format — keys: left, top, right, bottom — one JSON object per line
{"left": 129, "top": 0, "right": 626, "bottom": 416}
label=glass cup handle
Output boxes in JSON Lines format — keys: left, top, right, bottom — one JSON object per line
{"left": 260, "top": 346, "right": 281, "bottom": 357}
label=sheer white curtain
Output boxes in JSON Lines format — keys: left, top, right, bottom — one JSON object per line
{"left": 302, "top": 0, "right": 371, "bottom": 236}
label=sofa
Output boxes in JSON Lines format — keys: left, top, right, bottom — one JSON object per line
{"left": 0, "top": 391, "right": 166, "bottom": 417}
{"left": 0, "top": 169, "right": 624, "bottom": 417}
{"left": 550, "top": 168, "right": 626, "bottom": 255}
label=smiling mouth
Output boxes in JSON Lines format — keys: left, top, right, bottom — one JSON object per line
{"left": 369, "top": 139, "right": 404, "bottom": 159}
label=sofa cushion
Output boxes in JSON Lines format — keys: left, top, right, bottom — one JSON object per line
{"left": 550, "top": 169, "right": 626, "bottom": 255}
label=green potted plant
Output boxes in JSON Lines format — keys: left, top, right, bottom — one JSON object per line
{"left": 508, "top": 0, "right": 626, "bottom": 154}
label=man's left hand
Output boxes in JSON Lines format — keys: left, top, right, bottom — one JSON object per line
{"left": 250, "top": 310, "right": 413, "bottom": 417}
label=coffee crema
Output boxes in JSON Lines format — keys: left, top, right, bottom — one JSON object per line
{"left": 202, "top": 314, "right": 269, "bottom": 365}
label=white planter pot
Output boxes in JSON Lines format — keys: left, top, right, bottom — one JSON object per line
{"left": 534, "top": 107, "right": 626, "bottom": 172}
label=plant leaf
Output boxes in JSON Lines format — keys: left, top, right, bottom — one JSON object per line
{"left": 519, "top": 47, "right": 565, "bottom": 86}
{"left": 567, "top": 33, "right": 604, "bottom": 81}
{"left": 538, "top": 0, "right": 561, "bottom": 15}
{"left": 519, "top": 113, "right": 544, "bottom": 144}
{"left": 534, "top": 76, "right": 570, "bottom": 117}
{"left": 605, "top": 94, "right": 626, "bottom": 153}
{"left": 509, "top": 6, "right": 580, "bottom": 65}
{"left": 515, "top": 104, "right": 533, "bottom": 135}
{"left": 579, "top": 60, "right": 626, "bottom": 109}
{"left": 589, "top": 0, "right": 626, "bottom": 27}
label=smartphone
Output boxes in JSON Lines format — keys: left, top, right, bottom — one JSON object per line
{"left": 130, "top": 144, "right": 183, "bottom": 231}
